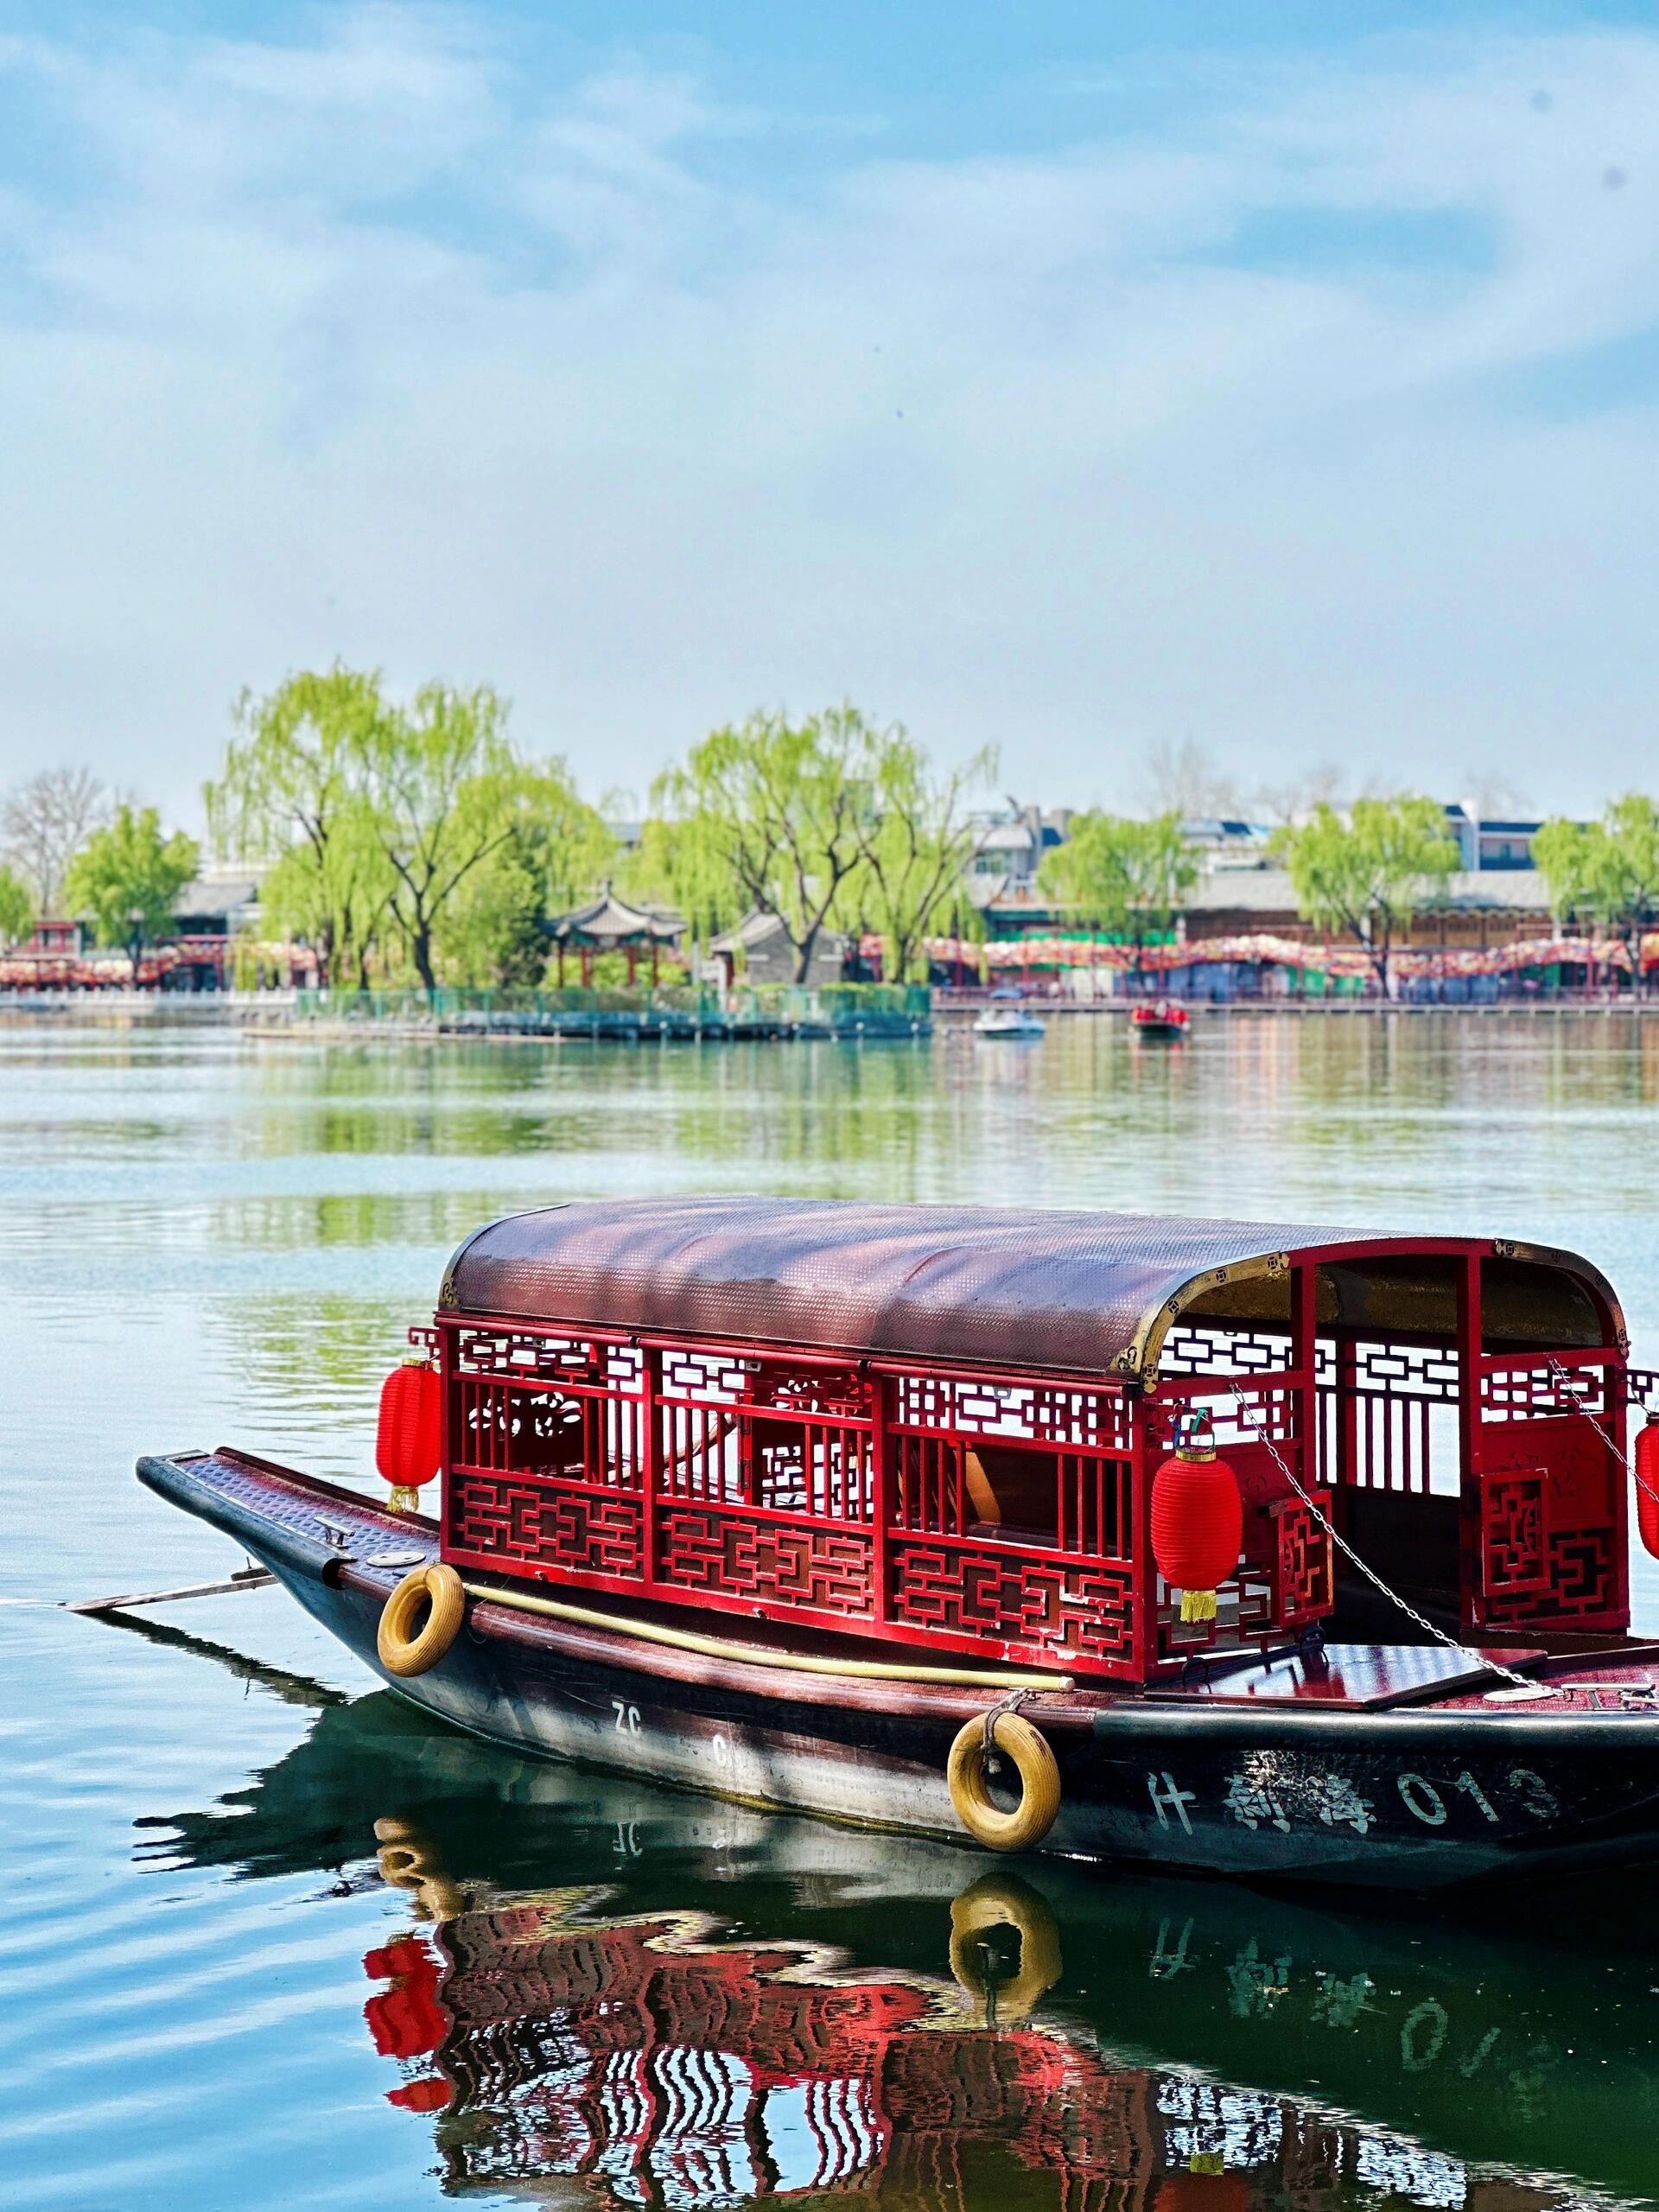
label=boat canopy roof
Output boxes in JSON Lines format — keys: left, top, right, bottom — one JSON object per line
{"left": 439, "top": 1197, "right": 1618, "bottom": 1381}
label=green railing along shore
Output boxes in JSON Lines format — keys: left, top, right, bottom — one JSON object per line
{"left": 289, "top": 982, "right": 933, "bottom": 1039}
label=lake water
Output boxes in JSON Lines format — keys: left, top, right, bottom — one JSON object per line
{"left": 4, "top": 1010, "right": 1659, "bottom": 2212}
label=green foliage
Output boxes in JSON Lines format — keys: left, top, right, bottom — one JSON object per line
{"left": 619, "top": 815, "right": 746, "bottom": 945}
{"left": 844, "top": 731, "right": 996, "bottom": 979}
{"left": 655, "top": 705, "right": 992, "bottom": 984}
{"left": 1535, "top": 798, "right": 1659, "bottom": 941}
{"left": 207, "top": 665, "right": 397, "bottom": 988}
{"left": 63, "top": 804, "right": 199, "bottom": 977}
{"left": 207, "top": 667, "right": 610, "bottom": 993}
{"left": 657, "top": 707, "right": 872, "bottom": 986}
{"left": 440, "top": 785, "right": 612, "bottom": 988}
{"left": 358, "top": 685, "right": 610, "bottom": 993}
{"left": 439, "top": 836, "right": 551, "bottom": 988}
{"left": 0, "top": 862, "right": 35, "bottom": 948}
{"left": 1272, "top": 797, "right": 1456, "bottom": 989}
{"left": 1039, "top": 812, "right": 1198, "bottom": 939}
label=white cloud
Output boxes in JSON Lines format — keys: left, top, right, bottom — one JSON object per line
{"left": 0, "top": 10, "right": 1656, "bottom": 823}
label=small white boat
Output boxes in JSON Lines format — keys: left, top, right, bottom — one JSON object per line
{"left": 973, "top": 994, "right": 1046, "bottom": 1039}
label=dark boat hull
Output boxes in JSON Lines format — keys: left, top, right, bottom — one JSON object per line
{"left": 136, "top": 1447, "right": 1659, "bottom": 1889}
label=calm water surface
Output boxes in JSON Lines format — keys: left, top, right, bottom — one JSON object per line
{"left": 6, "top": 1011, "right": 1659, "bottom": 2212}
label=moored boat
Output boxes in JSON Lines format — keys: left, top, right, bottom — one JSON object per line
{"left": 1130, "top": 998, "right": 1189, "bottom": 1039}
{"left": 138, "top": 1195, "right": 1659, "bottom": 1885}
{"left": 971, "top": 992, "right": 1046, "bottom": 1039}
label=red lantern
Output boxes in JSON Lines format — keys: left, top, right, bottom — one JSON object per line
{"left": 1151, "top": 1414, "right": 1243, "bottom": 1624}
{"left": 377, "top": 1359, "right": 442, "bottom": 1512}
{"left": 1637, "top": 1415, "right": 1659, "bottom": 1560}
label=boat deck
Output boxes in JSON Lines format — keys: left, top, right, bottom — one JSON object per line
{"left": 1144, "top": 1643, "right": 1547, "bottom": 1710}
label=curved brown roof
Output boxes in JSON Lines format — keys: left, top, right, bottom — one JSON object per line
{"left": 438, "top": 1197, "right": 1619, "bottom": 1379}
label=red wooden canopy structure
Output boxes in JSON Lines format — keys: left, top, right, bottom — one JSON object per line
{"left": 430, "top": 1198, "right": 1630, "bottom": 1683}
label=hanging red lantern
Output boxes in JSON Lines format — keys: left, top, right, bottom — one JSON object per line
{"left": 1636, "top": 1414, "right": 1659, "bottom": 1560}
{"left": 1151, "top": 1412, "right": 1243, "bottom": 1624}
{"left": 377, "top": 1358, "right": 443, "bottom": 1512}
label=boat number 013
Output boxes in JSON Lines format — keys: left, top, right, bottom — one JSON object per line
{"left": 1148, "top": 1764, "right": 1561, "bottom": 1839}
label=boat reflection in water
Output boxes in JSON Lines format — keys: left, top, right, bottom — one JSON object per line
{"left": 143, "top": 1682, "right": 1659, "bottom": 2211}
{"left": 364, "top": 1859, "right": 1511, "bottom": 2211}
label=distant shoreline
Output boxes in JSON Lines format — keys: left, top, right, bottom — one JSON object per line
{"left": 5, "top": 993, "right": 1659, "bottom": 1034}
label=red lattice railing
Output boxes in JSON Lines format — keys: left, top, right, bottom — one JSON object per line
{"left": 436, "top": 1317, "right": 1166, "bottom": 1676}
{"left": 438, "top": 1313, "right": 1484, "bottom": 1675}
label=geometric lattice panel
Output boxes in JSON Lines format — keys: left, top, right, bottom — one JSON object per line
{"left": 448, "top": 1472, "right": 644, "bottom": 1579}
{"left": 1274, "top": 1502, "right": 1334, "bottom": 1624}
{"left": 1480, "top": 1471, "right": 1549, "bottom": 1597}
{"left": 888, "top": 1539, "right": 1134, "bottom": 1662}
{"left": 1483, "top": 1524, "right": 1618, "bottom": 1624}
{"left": 657, "top": 1507, "right": 874, "bottom": 1617}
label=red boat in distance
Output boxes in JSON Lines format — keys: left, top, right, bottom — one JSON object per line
{"left": 1132, "top": 1000, "right": 1190, "bottom": 1040}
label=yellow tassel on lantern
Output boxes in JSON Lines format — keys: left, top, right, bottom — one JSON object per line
{"left": 387, "top": 1483, "right": 420, "bottom": 1514}
{"left": 1179, "top": 1588, "right": 1218, "bottom": 1624}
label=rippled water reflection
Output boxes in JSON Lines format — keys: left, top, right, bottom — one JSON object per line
{"left": 5, "top": 1011, "right": 1659, "bottom": 2209}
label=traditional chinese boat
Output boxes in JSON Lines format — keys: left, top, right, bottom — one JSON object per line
{"left": 137, "top": 1196, "right": 1659, "bottom": 1886}
{"left": 1131, "top": 999, "right": 1189, "bottom": 1039}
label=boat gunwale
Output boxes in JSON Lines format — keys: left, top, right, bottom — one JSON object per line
{"left": 137, "top": 1447, "right": 1659, "bottom": 1752}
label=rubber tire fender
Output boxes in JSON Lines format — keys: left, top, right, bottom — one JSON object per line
{"left": 377, "top": 1562, "right": 465, "bottom": 1680}
{"left": 946, "top": 1710, "right": 1061, "bottom": 1853}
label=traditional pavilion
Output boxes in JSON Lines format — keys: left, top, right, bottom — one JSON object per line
{"left": 550, "top": 885, "right": 683, "bottom": 987}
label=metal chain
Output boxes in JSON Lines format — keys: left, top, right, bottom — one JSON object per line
{"left": 1224, "top": 1387, "right": 1558, "bottom": 1699}
{"left": 1548, "top": 1357, "right": 1659, "bottom": 1504}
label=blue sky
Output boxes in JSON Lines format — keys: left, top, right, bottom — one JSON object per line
{"left": 2, "top": 3, "right": 1657, "bottom": 823}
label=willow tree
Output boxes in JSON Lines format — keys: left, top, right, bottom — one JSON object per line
{"left": 1536, "top": 797, "right": 1659, "bottom": 974}
{"left": 848, "top": 728, "right": 996, "bottom": 980}
{"left": 63, "top": 804, "right": 199, "bottom": 979}
{"left": 1273, "top": 797, "right": 1456, "bottom": 995}
{"left": 207, "top": 666, "right": 392, "bottom": 986}
{"left": 657, "top": 708, "right": 873, "bottom": 985}
{"left": 255, "top": 801, "right": 395, "bottom": 991}
{"left": 620, "top": 813, "right": 747, "bottom": 947}
{"left": 355, "top": 682, "right": 607, "bottom": 995}
{"left": 0, "top": 862, "right": 35, "bottom": 949}
{"left": 440, "top": 770, "right": 613, "bottom": 988}
{"left": 1039, "top": 811, "right": 1198, "bottom": 984}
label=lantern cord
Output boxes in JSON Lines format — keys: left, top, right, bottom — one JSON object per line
{"left": 1224, "top": 1389, "right": 1559, "bottom": 1700}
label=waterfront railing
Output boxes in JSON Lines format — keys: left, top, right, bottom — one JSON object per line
{"left": 287, "top": 982, "right": 932, "bottom": 1038}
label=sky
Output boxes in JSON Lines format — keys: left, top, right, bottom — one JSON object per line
{"left": 1, "top": 3, "right": 1658, "bottom": 830}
